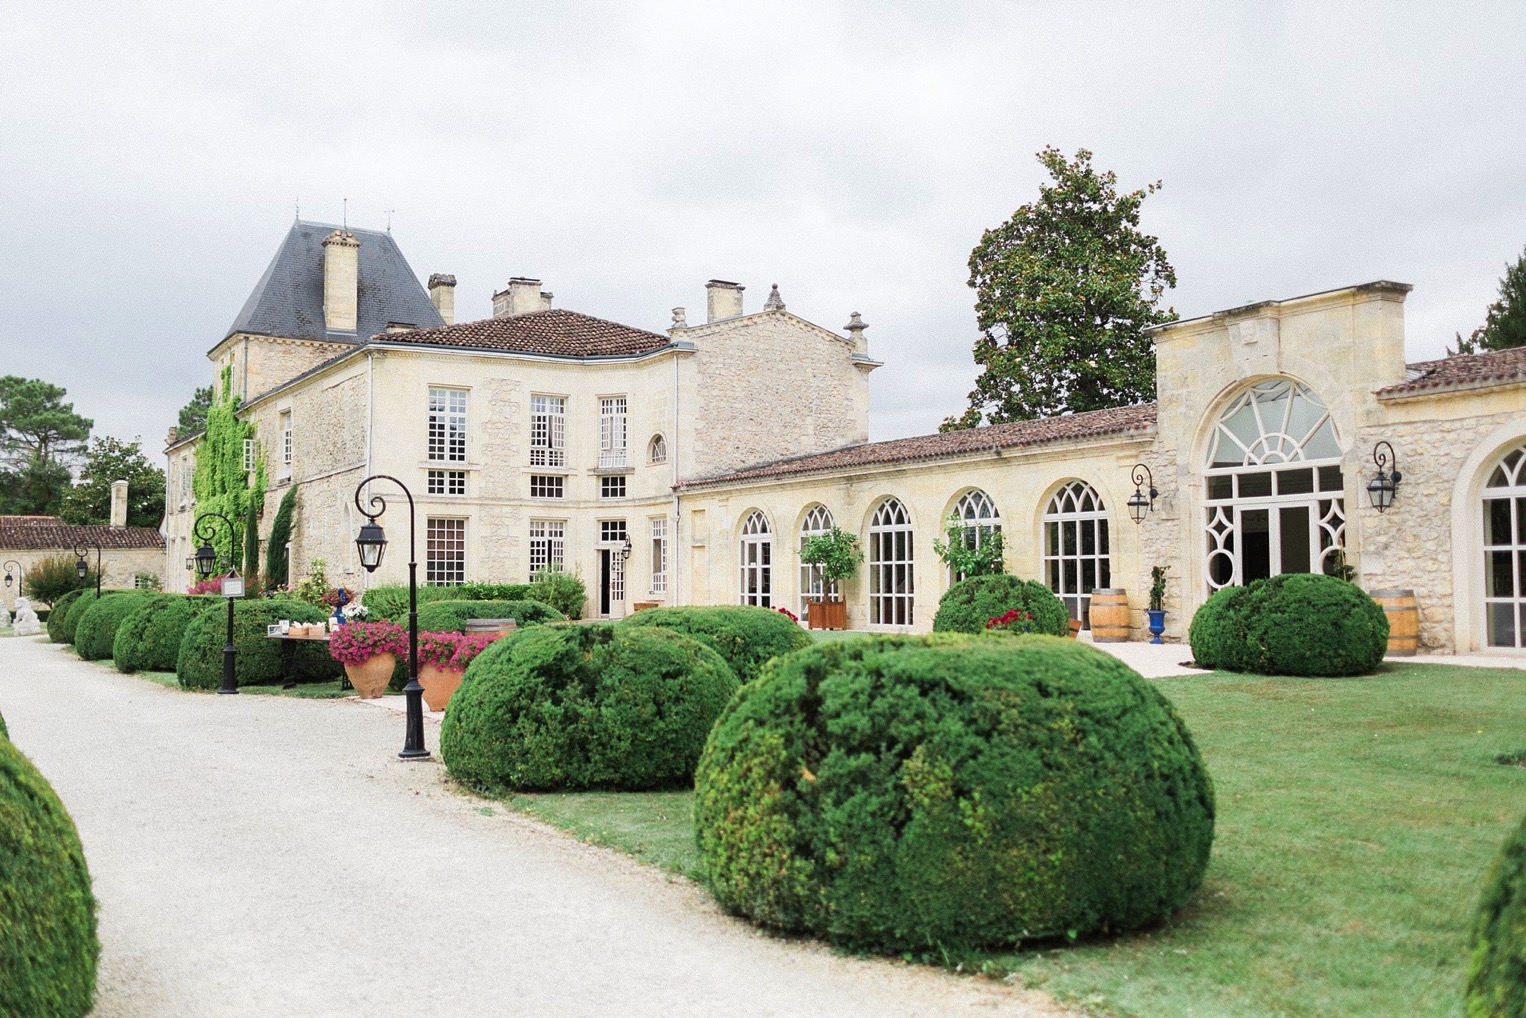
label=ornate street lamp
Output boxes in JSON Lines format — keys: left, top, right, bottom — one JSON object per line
{"left": 354, "top": 474, "right": 429, "bottom": 761}
{"left": 2, "top": 560, "right": 21, "bottom": 599}
{"left": 192, "top": 512, "right": 245, "bottom": 695}
{"left": 73, "top": 541, "right": 102, "bottom": 598}
{"left": 1127, "top": 464, "right": 1158, "bottom": 525}
{"left": 1367, "top": 441, "right": 1402, "bottom": 513}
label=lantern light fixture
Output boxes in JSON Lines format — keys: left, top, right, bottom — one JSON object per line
{"left": 1367, "top": 440, "right": 1402, "bottom": 513}
{"left": 620, "top": 536, "right": 632, "bottom": 561}
{"left": 1127, "top": 464, "right": 1158, "bottom": 525}
{"left": 355, "top": 520, "right": 388, "bottom": 573}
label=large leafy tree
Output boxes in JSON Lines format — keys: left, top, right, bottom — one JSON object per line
{"left": 1451, "top": 246, "right": 1526, "bottom": 355}
{"left": 0, "top": 376, "right": 93, "bottom": 515}
{"left": 945, "top": 148, "right": 1177, "bottom": 429}
{"left": 58, "top": 436, "right": 166, "bottom": 529}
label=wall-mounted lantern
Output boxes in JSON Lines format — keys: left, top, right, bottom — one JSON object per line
{"left": 1367, "top": 441, "right": 1402, "bottom": 513}
{"left": 1127, "top": 464, "right": 1158, "bottom": 525}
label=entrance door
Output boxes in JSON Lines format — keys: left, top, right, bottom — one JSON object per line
{"left": 597, "top": 549, "right": 626, "bottom": 618}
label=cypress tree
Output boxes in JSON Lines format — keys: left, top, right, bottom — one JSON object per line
{"left": 265, "top": 486, "right": 296, "bottom": 589}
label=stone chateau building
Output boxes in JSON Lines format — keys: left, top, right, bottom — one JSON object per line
{"left": 167, "top": 223, "right": 1526, "bottom": 656}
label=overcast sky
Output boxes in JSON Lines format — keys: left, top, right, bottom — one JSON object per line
{"left": 2, "top": 2, "right": 1524, "bottom": 452}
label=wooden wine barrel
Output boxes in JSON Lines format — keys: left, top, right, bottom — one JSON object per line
{"left": 1089, "top": 589, "right": 1131, "bottom": 643}
{"left": 1369, "top": 589, "right": 1419, "bottom": 657}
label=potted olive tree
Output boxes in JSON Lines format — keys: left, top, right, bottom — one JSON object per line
{"left": 1147, "top": 565, "right": 1169, "bottom": 644}
{"left": 799, "top": 526, "right": 862, "bottom": 630}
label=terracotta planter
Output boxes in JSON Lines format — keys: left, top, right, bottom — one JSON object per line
{"left": 419, "top": 663, "right": 465, "bottom": 712}
{"left": 344, "top": 653, "right": 396, "bottom": 699}
{"left": 807, "top": 599, "right": 847, "bottom": 630}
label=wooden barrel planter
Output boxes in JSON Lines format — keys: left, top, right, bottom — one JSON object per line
{"left": 1369, "top": 588, "right": 1419, "bottom": 657}
{"left": 1089, "top": 589, "right": 1131, "bottom": 643}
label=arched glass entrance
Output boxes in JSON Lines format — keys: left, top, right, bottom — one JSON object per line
{"left": 1484, "top": 443, "right": 1526, "bottom": 648}
{"left": 1203, "top": 380, "right": 1346, "bottom": 591}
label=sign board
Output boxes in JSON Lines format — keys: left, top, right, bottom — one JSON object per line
{"left": 222, "top": 575, "right": 246, "bottom": 599}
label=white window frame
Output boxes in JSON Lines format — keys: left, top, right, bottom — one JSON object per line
{"left": 869, "top": 498, "right": 914, "bottom": 627}
{"left": 427, "top": 470, "right": 467, "bottom": 496}
{"left": 530, "top": 395, "right": 566, "bottom": 467}
{"left": 279, "top": 410, "right": 292, "bottom": 466}
{"left": 649, "top": 434, "right": 667, "bottom": 465}
{"left": 948, "top": 489, "right": 1002, "bottom": 584}
{"left": 425, "top": 517, "right": 466, "bottom": 586}
{"left": 600, "top": 396, "right": 628, "bottom": 469}
{"left": 600, "top": 475, "right": 627, "bottom": 500}
{"left": 738, "top": 511, "right": 772, "bottom": 607}
{"left": 798, "top": 504, "right": 834, "bottom": 616}
{"left": 1043, "top": 481, "right": 1110, "bottom": 629}
{"left": 529, "top": 475, "right": 564, "bottom": 499}
{"left": 1483, "top": 443, "right": 1526, "bottom": 649}
{"left": 650, "top": 517, "right": 668, "bottom": 595}
{"left": 529, "top": 519, "right": 566, "bottom": 577}
{"left": 243, "top": 438, "right": 256, "bottom": 472}
{"left": 428, "top": 387, "right": 469, "bottom": 463}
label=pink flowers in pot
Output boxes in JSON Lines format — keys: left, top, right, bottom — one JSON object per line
{"left": 416, "top": 631, "right": 501, "bottom": 672}
{"left": 328, "top": 620, "right": 408, "bottom": 666}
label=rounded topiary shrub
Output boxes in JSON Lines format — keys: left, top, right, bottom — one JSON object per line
{"left": 932, "top": 574, "right": 1070, "bottom": 636}
{"left": 0, "top": 737, "right": 98, "bottom": 1017}
{"left": 619, "top": 605, "right": 810, "bottom": 683}
{"left": 0, "top": 707, "right": 6, "bottom": 740}
{"left": 56, "top": 591, "right": 123, "bottom": 648}
{"left": 113, "top": 595, "right": 219, "bottom": 674}
{"left": 46, "top": 589, "right": 87, "bottom": 644}
{"left": 441, "top": 623, "right": 738, "bottom": 792}
{"left": 1468, "top": 812, "right": 1526, "bottom": 1017}
{"left": 1188, "top": 574, "right": 1388, "bottom": 677}
{"left": 74, "top": 592, "right": 157, "bottom": 662}
{"left": 694, "top": 634, "right": 1215, "bottom": 954}
{"left": 414, "top": 598, "right": 564, "bottom": 633}
{"left": 176, "top": 599, "right": 340, "bottom": 691}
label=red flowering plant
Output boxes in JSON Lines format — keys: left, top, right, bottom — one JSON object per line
{"left": 415, "top": 631, "right": 502, "bottom": 671}
{"left": 328, "top": 620, "right": 408, "bottom": 666}
{"left": 985, "top": 609, "right": 1035, "bottom": 634}
{"left": 187, "top": 576, "right": 224, "bottom": 595}
{"left": 775, "top": 606, "right": 799, "bottom": 623}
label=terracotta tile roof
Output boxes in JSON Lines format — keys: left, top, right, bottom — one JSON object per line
{"left": 1378, "top": 346, "right": 1526, "bottom": 398}
{"left": 0, "top": 517, "right": 165, "bottom": 551}
{"left": 370, "top": 309, "right": 671, "bottom": 359}
{"left": 680, "top": 403, "right": 1157, "bottom": 488}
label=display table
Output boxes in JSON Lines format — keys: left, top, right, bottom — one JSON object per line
{"left": 265, "top": 630, "right": 350, "bottom": 690}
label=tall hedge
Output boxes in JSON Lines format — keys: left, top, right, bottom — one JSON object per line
{"left": 176, "top": 599, "right": 339, "bottom": 690}
{"left": 1468, "top": 812, "right": 1526, "bottom": 1016}
{"left": 56, "top": 591, "right": 123, "bottom": 647}
{"left": 932, "top": 574, "right": 1070, "bottom": 636}
{"left": 620, "top": 605, "right": 811, "bottom": 683}
{"left": 1188, "top": 574, "right": 1388, "bottom": 677}
{"left": 362, "top": 584, "right": 532, "bottom": 624}
{"left": 113, "top": 595, "right": 219, "bottom": 674}
{"left": 73, "top": 592, "right": 157, "bottom": 661}
{"left": 0, "top": 738, "right": 98, "bottom": 1017}
{"left": 414, "top": 599, "right": 564, "bottom": 634}
{"left": 47, "top": 590, "right": 86, "bottom": 643}
{"left": 694, "top": 634, "right": 1215, "bottom": 954}
{"left": 441, "top": 623, "right": 738, "bottom": 792}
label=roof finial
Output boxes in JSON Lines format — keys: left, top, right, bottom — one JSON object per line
{"left": 763, "top": 283, "right": 785, "bottom": 312}
{"left": 385, "top": 208, "right": 396, "bottom": 232}
{"left": 342, "top": 197, "right": 348, "bottom": 231}
{"left": 294, "top": 196, "right": 300, "bottom": 223}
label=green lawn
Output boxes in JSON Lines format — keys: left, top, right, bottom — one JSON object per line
{"left": 489, "top": 661, "right": 1526, "bottom": 1018}
{"left": 135, "top": 670, "right": 352, "bottom": 698}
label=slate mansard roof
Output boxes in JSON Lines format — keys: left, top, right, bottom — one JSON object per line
{"left": 680, "top": 403, "right": 1158, "bottom": 489}
{"left": 0, "top": 517, "right": 164, "bottom": 551}
{"left": 226, "top": 221, "right": 444, "bottom": 345}
{"left": 1378, "top": 345, "right": 1526, "bottom": 398}
{"left": 372, "top": 309, "right": 672, "bottom": 359}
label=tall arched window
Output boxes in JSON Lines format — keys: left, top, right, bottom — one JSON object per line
{"left": 798, "top": 504, "right": 834, "bottom": 616}
{"left": 869, "top": 498, "right": 914, "bottom": 626}
{"left": 739, "top": 511, "right": 772, "bottom": 607}
{"left": 1484, "top": 443, "right": 1526, "bottom": 648}
{"left": 1043, "top": 481, "right": 1110, "bottom": 628}
{"left": 649, "top": 434, "right": 667, "bottom": 464}
{"left": 948, "top": 489, "right": 1001, "bottom": 582}
{"left": 1204, "top": 379, "right": 1345, "bottom": 591}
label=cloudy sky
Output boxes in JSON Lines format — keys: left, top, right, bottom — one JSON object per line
{"left": 2, "top": 2, "right": 1524, "bottom": 451}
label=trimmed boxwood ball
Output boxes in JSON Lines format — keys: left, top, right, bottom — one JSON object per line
{"left": 57, "top": 591, "right": 124, "bottom": 648}
{"left": 176, "top": 599, "right": 340, "bottom": 690}
{"left": 47, "top": 589, "right": 86, "bottom": 643}
{"left": 441, "top": 623, "right": 738, "bottom": 792}
{"left": 414, "top": 598, "right": 564, "bottom": 633}
{"left": 932, "top": 574, "right": 1070, "bottom": 636}
{"left": 113, "top": 595, "right": 220, "bottom": 674}
{"left": 1468, "top": 812, "right": 1526, "bottom": 1017}
{"left": 694, "top": 634, "right": 1215, "bottom": 954}
{"left": 0, "top": 737, "right": 99, "bottom": 1017}
{"left": 0, "top": 707, "right": 6, "bottom": 739}
{"left": 619, "top": 605, "right": 811, "bottom": 683}
{"left": 1188, "top": 574, "right": 1388, "bottom": 677}
{"left": 74, "top": 592, "right": 157, "bottom": 661}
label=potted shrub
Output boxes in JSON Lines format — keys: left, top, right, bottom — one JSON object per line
{"left": 416, "top": 631, "right": 500, "bottom": 712}
{"left": 1147, "top": 566, "right": 1169, "bottom": 644}
{"left": 799, "top": 526, "right": 862, "bottom": 630}
{"left": 328, "top": 620, "right": 408, "bottom": 698}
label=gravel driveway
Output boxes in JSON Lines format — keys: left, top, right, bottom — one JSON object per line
{"left": 0, "top": 637, "right": 1069, "bottom": 1018}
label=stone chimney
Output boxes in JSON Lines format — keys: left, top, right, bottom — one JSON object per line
{"left": 109, "top": 480, "right": 128, "bottom": 528}
{"left": 493, "top": 277, "right": 552, "bottom": 318}
{"left": 322, "top": 229, "right": 361, "bottom": 333}
{"left": 706, "top": 280, "right": 745, "bottom": 322}
{"left": 844, "top": 312, "right": 869, "bottom": 356}
{"left": 428, "top": 273, "right": 457, "bottom": 326}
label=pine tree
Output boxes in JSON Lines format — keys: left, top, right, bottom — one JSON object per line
{"left": 1451, "top": 246, "right": 1526, "bottom": 355}
{"left": 265, "top": 486, "right": 296, "bottom": 589}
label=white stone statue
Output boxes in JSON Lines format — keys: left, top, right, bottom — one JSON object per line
{"left": 12, "top": 598, "right": 41, "bottom": 637}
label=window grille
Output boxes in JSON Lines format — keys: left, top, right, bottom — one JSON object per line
{"left": 600, "top": 475, "right": 627, "bottom": 499}
{"left": 798, "top": 504, "right": 834, "bottom": 616}
{"left": 599, "top": 397, "right": 628, "bottom": 469}
{"left": 739, "top": 511, "right": 772, "bottom": 607}
{"left": 243, "top": 438, "right": 256, "bottom": 472}
{"left": 1042, "top": 482, "right": 1110, "bottom": 628}
{"left": 650, "top": 518, "right": 667, "bottom": 595}
{"left": 427, "top": 388, "right": 468, "bottom": 463}
{"left": 868, "top": 498, "right": 913, "bottom": 626}
{"left": 425, "top": 518, "right": 466, "bottom": 585}
{"left": 530, "top": 395, "right": 566, "bottom": 467}
{"left": 279, "top": 411, "right": 292, "bottom": 466}
{"left": 427, "top": 470, "right": 467, "bottom": 496}
{"left": 649, "top": 434, "right": 667, "bottom": 464}
{"left": 529, "top": 519, "right": 566, "bottom": 576}
{"left": 529, "top": 475, "right": 564, "bottom": 499}
{"left": 948, "top": 489, "right": 1001, "bottom": 583}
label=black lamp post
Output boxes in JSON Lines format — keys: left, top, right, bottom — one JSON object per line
{"left": 2, "top": 560, "right": 20, "bottom": 599}
{"left": 73, "top": 541, "right": 102, "bottom": 598}
{"left": 353, "top": 474, "right": 429, "bottom": 761}
{"left": 1367, "top": 441, "right": 1402, "bottom": 513}
{"left": 191, "top": 512, "right": 244, "bottom": 695}
{"left": 1127, "top": 464, "right": 1158, "bottom": 525}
